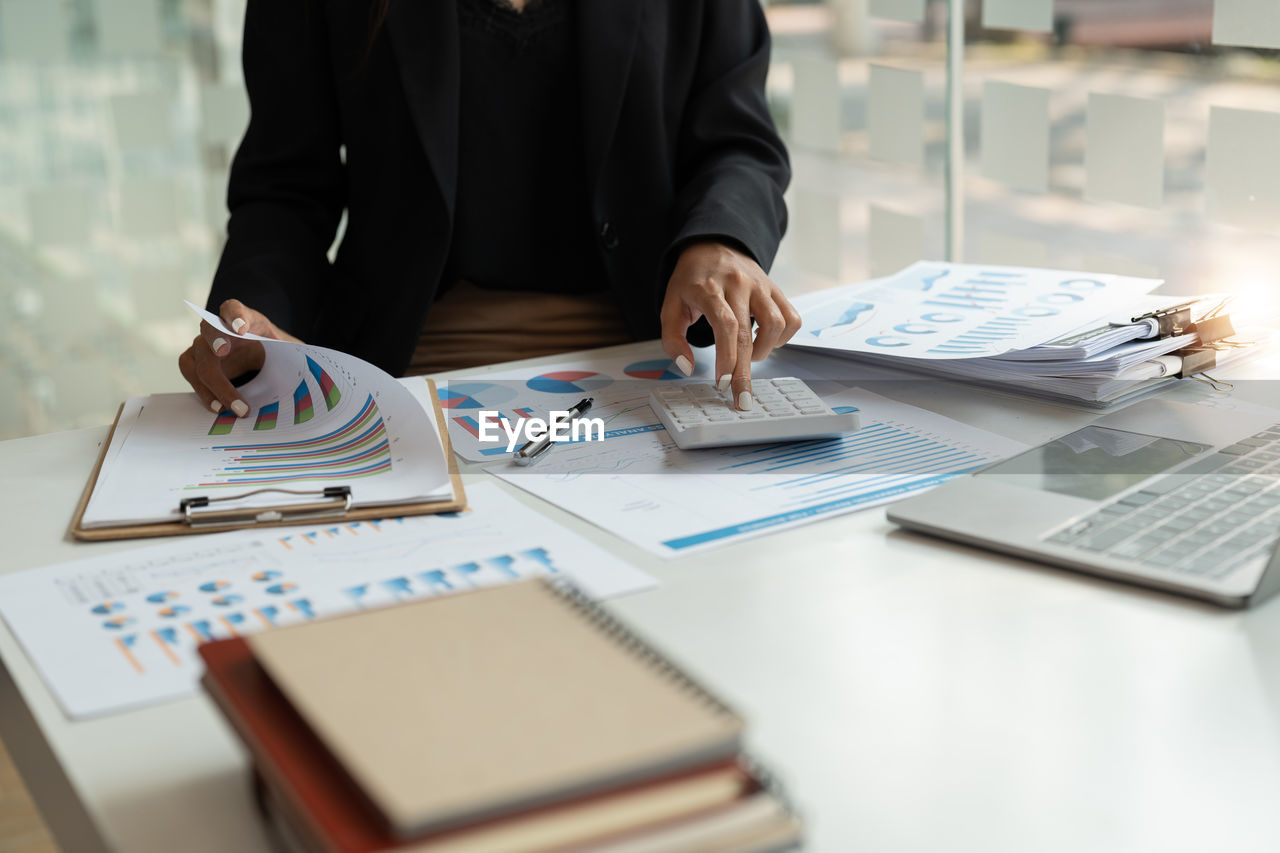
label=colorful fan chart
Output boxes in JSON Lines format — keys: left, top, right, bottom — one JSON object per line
{"left": 438, "top": 382, "right": 520, "bottom": 410}
{"left": 198, "top": 395, "right": 391, "bottom": 488}
{"left": 525, "top": 371, "right": 614, "bottom": 394}
{"left": 306, "top": 356, "right": 343, "bottom": 411}
{"left": 623, "top": 359, "right": 686, "bottom": 380}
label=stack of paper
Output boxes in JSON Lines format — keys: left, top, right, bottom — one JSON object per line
{"left": 790, "top": 262, "right": 1260, "bottom": 407}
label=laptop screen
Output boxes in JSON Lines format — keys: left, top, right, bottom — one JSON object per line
{"left": 976, "top": 425, "right": 1210, "bottom": 501}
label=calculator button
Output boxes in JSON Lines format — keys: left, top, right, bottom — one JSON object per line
{"left": 650, "top": 379, "right": 859, "bottom": 448}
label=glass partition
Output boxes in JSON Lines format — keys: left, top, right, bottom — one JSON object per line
{"left": 962, "top": 0, "right": 1280, "bottom": 313}
{"left": 2, "top": 0, "right": 1279, "bottom": 438}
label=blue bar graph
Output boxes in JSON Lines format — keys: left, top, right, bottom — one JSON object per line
{"left": 661, "top": 419, "right": 993, "bottom": 551}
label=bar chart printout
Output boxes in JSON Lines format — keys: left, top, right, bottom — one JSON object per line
{"left": 79, "top": 308, "right": 455, "bottom": 528}
{"left": 0, "top": 484, "right": 656, "bottom": 719}
{"left": 495, "top": 387, "right": 1027, "bottom": 556}
{"left": 198, "top": 395, "right": 391, "bottom": 489}
{"left": 794, "top": 261, "right": 1161, "bottom": 359}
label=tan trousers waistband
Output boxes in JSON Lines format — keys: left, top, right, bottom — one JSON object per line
{"left": 406, "top": 282, "right": 633, "bottom": 376}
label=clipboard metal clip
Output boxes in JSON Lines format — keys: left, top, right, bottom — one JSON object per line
{"left": 178, "top": 486, "right": 353, "bottom": 529}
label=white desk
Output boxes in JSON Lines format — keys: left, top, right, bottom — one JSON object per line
{"left": 5, "top": 340, "right": 1280, "bottom": 853}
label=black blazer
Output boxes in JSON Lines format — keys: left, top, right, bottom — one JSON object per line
{"left": 209, "top": 0, "right": 790, "bottom": 376}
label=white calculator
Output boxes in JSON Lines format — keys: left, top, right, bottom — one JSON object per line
{"left": 649, "top": 377, "right": 860, "bottom": 450}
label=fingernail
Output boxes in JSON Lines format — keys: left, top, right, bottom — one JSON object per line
{"left": 209, "top": 401, "right": 222, "bottom": 413}
{"left": 738, "top": 391, "right": 753, "bottom": 411}
{"left": 231, "top": 400, "right": 249, "bottom": 417}
{"left": 212, "top": 337, "right": 229, "bottom": 355}
{"left": 717, "top": 374, "right": 732, "bottom": 393}
{"left": 231, "top": 318, "right": 246, "bottom": 334}
{"left": 675, "top": 355, "right": 694, "bottom": 377}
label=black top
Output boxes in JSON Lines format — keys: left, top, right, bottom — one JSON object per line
{"left": 211, "top": 0, "right": 790, "bottom": 376}
{"left": 444, "top": 0, "right": 606, "bottom": 294}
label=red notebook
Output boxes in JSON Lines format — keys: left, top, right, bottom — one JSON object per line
{"left": 199, "top": 637, "right": 758, "bottom": 853}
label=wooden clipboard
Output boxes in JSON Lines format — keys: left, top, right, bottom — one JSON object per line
{"left": 69, "top": 378, "right": 467, "bottom": 541}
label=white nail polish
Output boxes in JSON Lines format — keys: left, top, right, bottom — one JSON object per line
{"left": 212, "top": 337, "right": 228, "bottom": 354}
{"left": 717, "top": 374, "right": 732, "bottom": 393}
{"left": 209, "top": 401, "right": 222, "bottom": 413}
{"left": 738, "top": 391, "right": 753, "bottom": 411}
{"left": 675, "top": 355, "right": 694, "bottom": 377}
{"left": 231, "top": 318, "right": 246, "bottom": 334}
{"left": 231, "top": 400, "right": 249, "bottom": 417}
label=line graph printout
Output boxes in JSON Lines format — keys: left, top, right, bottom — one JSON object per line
{"left": 494, "top": 388, "right": 1026, "bottom": 557}
{"left": 79, "top": 306, "right": 453, "bottom": 528}
{"left": 793, "top": 261, "right": 1161, "bottom": 359}
{"left": 0, "top": 483, "right": 656, "bottom": 719}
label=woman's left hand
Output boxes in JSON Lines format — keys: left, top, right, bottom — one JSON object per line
{"left": 660, "top": 241, "right": 802, "bottom": 411}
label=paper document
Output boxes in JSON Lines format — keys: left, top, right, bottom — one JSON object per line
{"left": 493, "top": 387, "right": 1026, "bottom": 556}
{"left": 81, "top": 305, "right": 454, "bottom": 527}
{"left": 440, "top": 350, "right": 827, "bottom": 462}
{"left": 794, "top": 262, "right": 1162, "bottom": 359}
{"left": 0, "top": 483, "right": 656, "bottom": 720}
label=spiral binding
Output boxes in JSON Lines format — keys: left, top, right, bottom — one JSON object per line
{"left": 538, "top": 578, "right": 803, "bottom": 839}
{"left": 537, "top": 577, "right": 743, "bottom": 723}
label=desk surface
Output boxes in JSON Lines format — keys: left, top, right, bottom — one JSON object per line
{"left": 5, "top": 340, "right": 1280, "bottom": 853}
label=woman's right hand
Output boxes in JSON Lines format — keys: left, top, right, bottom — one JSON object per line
{"left": 177, "top": 299, "right": 301, "bottom": 417}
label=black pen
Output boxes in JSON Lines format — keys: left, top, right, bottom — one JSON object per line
{"left": 513, "top": 397, "right": 594, "bottom": 466}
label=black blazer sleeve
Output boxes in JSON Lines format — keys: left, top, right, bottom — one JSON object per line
{"left": 206, "top": 0, "right": 346, "bottom": 339}
{"left": 663, "top": 0, "right": 790, "bottom": 276}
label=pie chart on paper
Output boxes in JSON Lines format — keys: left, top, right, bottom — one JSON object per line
{"left": 438, "top": 382, "right": 520, "bottom": 410}
{"left": 624, "top": 359, "right": 685, "bottom": 381}
{"left": 525, "top": 371, "right": 614, "bottom": 394}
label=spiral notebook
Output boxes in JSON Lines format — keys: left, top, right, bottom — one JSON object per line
{"left": 245, "top": 579, "right": 746, "bottom": 838}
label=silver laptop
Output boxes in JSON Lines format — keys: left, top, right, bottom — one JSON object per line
{"left": 887, "top": 399, "right": 1280, "bottom": 608}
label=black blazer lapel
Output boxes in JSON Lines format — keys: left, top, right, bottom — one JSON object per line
{"left": 386, "top": 0, "right": 461, "bottom": 219}
{"left": 578, "top": 0, "right": 644, "bottom": 191}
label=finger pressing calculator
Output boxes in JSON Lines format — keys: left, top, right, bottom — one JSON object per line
{"left": 649, "top": 378, "right": 860, "bottom": 450}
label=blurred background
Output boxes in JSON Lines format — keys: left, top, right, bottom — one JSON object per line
{"left": 1, "top": 0, "right": 1279, "bottom": 440}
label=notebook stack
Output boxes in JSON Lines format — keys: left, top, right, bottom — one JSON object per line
{"left": 199, "top": 578, "right": 802, "bottom": 853}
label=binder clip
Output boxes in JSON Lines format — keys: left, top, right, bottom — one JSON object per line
{"left": 1175, "top": 347, "right": 1217, "bottom": 378}
{"left": 1174, "top": 347, "right": 1235, "bottom": 392}
{"left": 178, "top": 486, "right": 353, "bottom": 529}
{"left": 1132, "top": 301, "right": 1197, "bottom": 338}
{"left": 1132, "top": 299, "right": 1235, "bottom": 344}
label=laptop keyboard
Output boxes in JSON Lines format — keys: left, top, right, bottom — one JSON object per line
{"left": 1045, "top": 425, "right": 1280, "bottom": 579}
